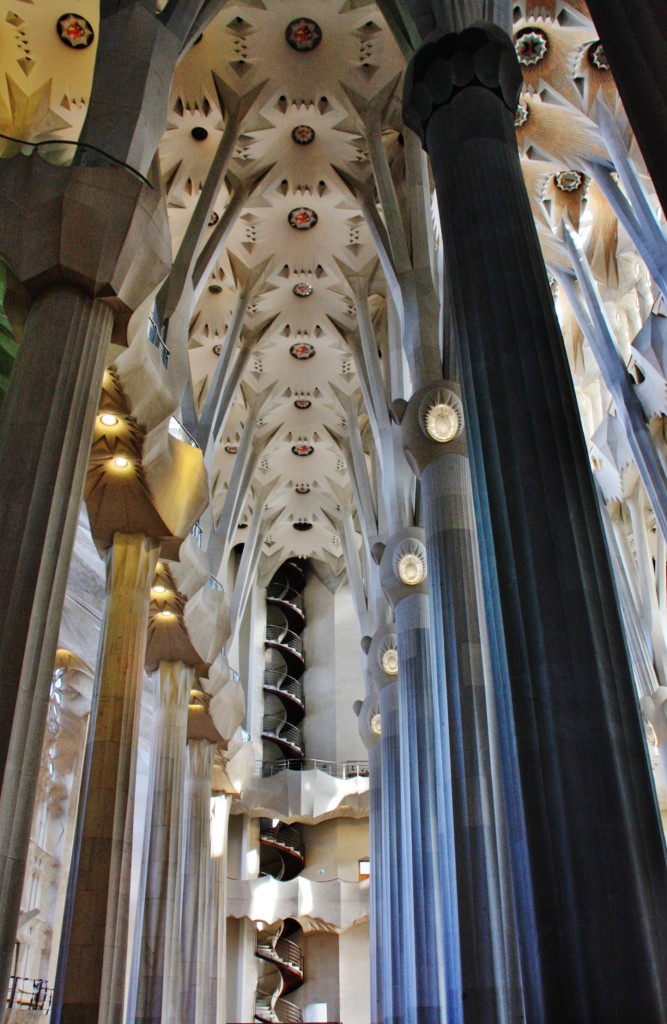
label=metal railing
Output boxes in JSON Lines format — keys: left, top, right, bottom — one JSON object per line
{"left": 0, "top": 133, "right": 153, "bottom": 186}
{"left": 263, "top": 669, "right": 304, "bottom": 707}
{"left": 265, "top": 625, "right": 303, "bottom": 658}
{"left": 260, "top": 820, "right": 304, "bottom": 858}
{"left": 6, "top": 976, "right": 52, "bottom": 1013}
{"left": 257, "top": 758, "right": 369, "bottom": 779}
{"left": 147, "top": 314, "right": 170, "bottom": 368}
{"left": 168, "top": 416, "right": 199, "bottom": 448}
{"left": 255, "top": 991, "right": 303, "bottom": 1024}
{"left": 256, "top": 935, "right": 304, "bottom": 976}
{"left": 266, "top": 582, "right": 304, "bottom": 614}
{"left": 262, "top": 716, "right": 304, "bottom": 754}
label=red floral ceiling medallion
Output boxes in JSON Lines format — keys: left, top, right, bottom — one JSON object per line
{"left": 285, "top": 18, "right": 322, "bottom": 52}
{"left": 292, "top": 443, "right": 314, "bottom": 456}
{"left": 292, "top": 125, "right": 315, "bottom": 145}
{"left": 290, "top": 342, "right": 316, "bottom": 360}
{"left": 57, "top": 12, "right": 94, "bottom": 48}
{"left": 288, "top": 207, "right": 318, "bottom": 230}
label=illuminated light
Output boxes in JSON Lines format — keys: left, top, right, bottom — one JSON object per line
{"left": 161, "top": 609, "right": 174, "bottom": 618}
{"left": 113, "top": 456, "right": 129, "bottom": 468}
{"left": 425, "top": 402, "right": 459, "bottom": 443}
{"left": 100, "top": 414, "right": 118, "bottom": 427}
{"left": 398, "top": 552, "right": 425, "bottom": 586}
{"left": 370, "top": 713, "right": 382, "bottom": 736}
{"left": 381, "top": 648, "right": 399, "bottom": 676}
{"left": 153, "top": 584, "right": 166, "bottom": 594}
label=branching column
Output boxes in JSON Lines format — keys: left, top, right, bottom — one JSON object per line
{"left": 404, "top": 24, "right": 667, "bottom": 1022}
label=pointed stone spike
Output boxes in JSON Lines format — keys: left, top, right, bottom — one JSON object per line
{"left": 360, "top": 635, "right": 372, "bottom": 654}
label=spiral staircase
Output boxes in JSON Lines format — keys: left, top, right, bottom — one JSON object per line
{"left": 256, "top": 561, "right": 307, "bottom": 1023}
{"left": 255, "top": 920, "right": 304, "bottom": 1024}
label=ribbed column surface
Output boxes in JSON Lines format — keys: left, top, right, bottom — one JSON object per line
{"left": 408, "top": 40, "right": 667, "bottom": 1019}
{"left": 421, "top": 453, "right": 523, "bottom": 1024}
{"left": 136, "top": 660, "right": 194, "bottom": 1024}
{"left": 0, "top": 287, "right": 112, "bottom": 1003}
{"left": 394, "top": 591, "right": 450, "bottom": 1024}
{"left": 181, "top": 738, "right": 216, "bottom": 1024}
{"left": 59, "top": 531, "right": 160, "bottom": 1024}
{"left": 368, "top": 743, "right": 383, "bottom": 1024}
{"left": 378, "top": 680, "right": 404, "bottom": 1024}
{"left": 210, "top": 793, "right": 232, "bottom": 1024}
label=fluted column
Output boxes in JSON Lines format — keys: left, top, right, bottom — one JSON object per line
{"left": 378, "top": 531, "right": 451, "bottom": 1024}
{"left": 181, "top": 737, "right": 217, "bottom": 1024}
{"left": 367, "top": 740, "right": 383, "bottom": 1024}
{"left": 0, "top": 285, "right": 112, "bottom": 996}
{"left": 366, "top": 626, "right": 405, "bottom": 1024}
{"left": 135, "top": 660, "right": 194, "bottom": 1024}
{"left": 209, "top": 791, "right": 232, "bottom": 1024}
{"left": 404, "top": 25, "right": 667, "bottom": 1022}
{"left": 57, "top": 531, "right": 160, "bottom": 1024}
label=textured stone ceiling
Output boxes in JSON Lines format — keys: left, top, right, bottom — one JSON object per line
{"left": 0, "top": 0, "right": 661, "bottom": 578}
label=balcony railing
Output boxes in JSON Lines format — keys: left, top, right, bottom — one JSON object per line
{"left": 256, "top": 758, "right": 369, "bottom": 779}
{"left": 6, "top": 976, "right": 52, "bottom": 1013}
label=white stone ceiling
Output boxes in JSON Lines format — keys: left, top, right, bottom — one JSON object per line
{"left": 0, "top": 0, "right": 663, "bottom": 577}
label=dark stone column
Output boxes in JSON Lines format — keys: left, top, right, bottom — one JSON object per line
{"left": 404, "top": 24, "right": 667, "bottom": 1024}
{"left": 583, "top": 0, "right": 667, "bottom": 217}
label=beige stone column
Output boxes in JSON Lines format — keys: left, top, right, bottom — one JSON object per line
{"left": 135, "top": 660, "right": 194, "bottom": 1024}
{"left": 181, "top": 733, "right": 218, "bottom": 1024}
{"left": 59, "top": 532, "right": 159, "bottom": 1024}
{"left": 209, "top": 790, "right": 232, "bottom": 1024}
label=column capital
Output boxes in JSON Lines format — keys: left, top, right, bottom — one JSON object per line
{"left": 354, "top": 693, "right": 382, "bottom": 750}
{"left": 403, "top": 24, "right": 522, "bottom": 148}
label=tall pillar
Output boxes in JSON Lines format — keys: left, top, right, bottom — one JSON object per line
{"left": 135, "top": 660, "right": 194, "bottom": 1024}
{"left": 0, "top": 153, "right": 170, "bottom": 1005}
{"left": 401, "top": 398, "right": 523, "bottom": 1024}
{"left": 404, "top": 25, "right": 667, "bottom": 1022}
{"left": 378, "top": 530, "right": 450, "bottom": 1024}
{"left": 355, "top": 694, "right": 382, "bottom": 1024}
{"left": 58, "top": 531, "right": 160, "bottom": 1024}
{"left": 209, "top": 790, "right": 232, "bottom": 1024}
{"left": 0, "top": 287, "right": 112, "bottom": 997}
{"left": 367, "top": 626, "right": 405, "bottom": 1024}
{"left": 181, "top": 735, "right": 217, "bottom": 1024}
